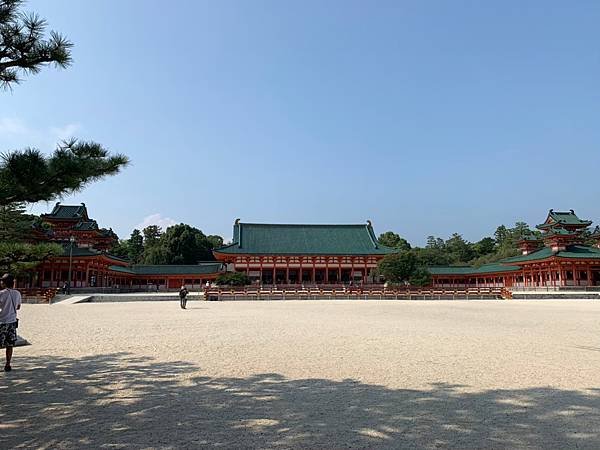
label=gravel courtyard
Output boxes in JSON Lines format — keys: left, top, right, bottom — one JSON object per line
{"left": 2, "top": 299, "right": 600, "bottom": 449}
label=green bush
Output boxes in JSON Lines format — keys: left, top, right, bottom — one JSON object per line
{"left": 215, "top": 272, "right": 251, "bottom": 286}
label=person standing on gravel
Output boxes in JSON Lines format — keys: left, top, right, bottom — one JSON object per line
{"left": 179, "top": 285, "right": 189, "bottom": 309}
{"left": 0, "top": 274, "right": 21, "bottom": 372}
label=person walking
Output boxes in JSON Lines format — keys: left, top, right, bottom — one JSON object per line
{"left": 0, "top": 274, "right": 21, "bottom": 372}
{"left": 179, "top": 285, "right": 189, "bottom": 309}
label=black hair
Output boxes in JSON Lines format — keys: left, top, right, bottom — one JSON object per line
{"left": 1, "top": 273, "right": 15, "bottom": 288}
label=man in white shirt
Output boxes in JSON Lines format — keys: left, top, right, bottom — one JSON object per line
{"left": 0, "top": 273, "right": 21, "bottom": 372}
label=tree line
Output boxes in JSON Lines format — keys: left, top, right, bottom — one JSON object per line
{"left": 110, "top": 225, "right": 224, "bottom": 265}
{"left": 376, "top": 222, "right": 546, "bottom": 286}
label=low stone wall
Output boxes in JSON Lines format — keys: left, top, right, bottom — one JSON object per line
{"left": 21, "top": 296, "right": 50, "bottom": 304}
{"left": 512, "top": 292, "right": 600, "bottom": 300}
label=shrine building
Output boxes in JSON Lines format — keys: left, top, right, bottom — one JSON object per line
{"left": 430, "top": 209, "right": 600, "bottom": 288}
{"left": 23, "top": 204, "right": 600, "bottom": 291}
{"left": 213, "top": 220, "right": 395, "bottom": 284}
{"left": 30, "top": 203, "right": 225, "bottom": 290}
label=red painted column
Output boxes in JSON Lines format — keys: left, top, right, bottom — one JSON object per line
{"left": 312, "top": 257, "right": 316, "bottom": 284}
{"left": 325, "top": 257, "right": 329, "bottom": 284}
{"left": 299, "top": 257, "right": 303, "bottom": 284}
{"left": 338, "top": 258, "right": 342, "bottom": 283}
{"left": 587, "top": 264, "right": 592, "bottom": 287}
{"left": 286, "top": 257, "right": 290, "bottom": 284}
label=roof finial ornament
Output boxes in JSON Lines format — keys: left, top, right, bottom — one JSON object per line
{"left": 549, "top": 208, "right": 553, "bottom": 213}
{"left": 234, "top": 218, "right": 240, "bottom": 225}
{"left": 570, "top": 209, "right": 575, "bottom": 214}
{"left": 366, "top": 220, "right": 372, "bottom": 227}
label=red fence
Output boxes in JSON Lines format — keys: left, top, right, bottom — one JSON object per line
{"left": 204, "top": 286, "right": 504, "bottom": 301}
{"left": 19, "top": 288, "right": 59, "bottom": 304}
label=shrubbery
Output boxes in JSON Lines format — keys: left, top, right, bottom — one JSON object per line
{"left": 215, "top": 272, "right": 251, "bottom": 286}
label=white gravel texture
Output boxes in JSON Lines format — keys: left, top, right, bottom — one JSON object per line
{"left": 2, "top": 299, "right": 600, "bottom": 449}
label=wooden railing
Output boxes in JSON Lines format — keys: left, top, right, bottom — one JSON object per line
{"left": 204, "top": 287, "right": 503, "bottom": 301}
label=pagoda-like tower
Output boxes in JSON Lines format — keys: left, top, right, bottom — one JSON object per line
{"left": 536, "top": 209, "right": 590, "bottom": 252}
{"left": 590, "top": 226, "right": 600, "bottom": 249}
{"left": 38, "top": 202, "right": 118, "bottom": 250}
{"left": 517, "top": 235, "right": 542, "bottom": 255}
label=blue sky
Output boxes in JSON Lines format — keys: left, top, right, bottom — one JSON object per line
{"left": 1, "top": 0, "right": 599, "bottom": 245}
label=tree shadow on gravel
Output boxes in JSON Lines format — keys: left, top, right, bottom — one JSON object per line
{"left": 1, "top": 353, "right": 599, "bottom": 449}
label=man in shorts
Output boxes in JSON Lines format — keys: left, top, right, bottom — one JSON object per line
{"left": 0, "top": 273, "right": 21, "bottom": 372}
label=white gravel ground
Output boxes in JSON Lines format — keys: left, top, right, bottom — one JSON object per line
{"left": 2, "top": 299, "right": 600, "bottom": 449}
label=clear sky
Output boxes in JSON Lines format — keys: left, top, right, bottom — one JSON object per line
{"left": 1, "top": 0, "right": 599, "bottom": 245}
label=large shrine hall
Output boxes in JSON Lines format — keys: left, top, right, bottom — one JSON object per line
{"left": 19, "top": 203, "right": 600, "bottom": 290}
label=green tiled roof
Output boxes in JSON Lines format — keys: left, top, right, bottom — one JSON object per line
{"left": 128, "top": 263, "right": 224, "bottom": 275}
{"left": 428, "top": 263, "right": 521, "bottom": 276}
{"left": 43, "top": 203, "right": 89, "bottom": 220}
{"left": 554, "top": 245, "right": 600, "bottom": 259}
{"left": 108, "top": 265, "right": 135, "bottom": 274}
{"left": 73, "top": 220, "right": 98, "bottom": 231}
{"left": 544, "top": 226, "right": 577, "bottom": 237}
{"left": 430, "top": 244, "right": 600, "bottom": 275}
{"left": 502, "top": 247, "right": 554, "bottom": 263}
{"left": 215, "top": 222, "right": 396, "bottom": 255}
{"left": 60, "top": 245, "right": 129, "bottom": 262}
{"left": 537, "top": 209, "right": 592, "bottom": 229}
{"left": 502, "top": 245, "right": 600, "bottom": 263}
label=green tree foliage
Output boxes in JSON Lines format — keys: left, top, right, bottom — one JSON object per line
{"left": 473, "top": 237, "right": 496, "bottom": 257}
{"left": 445, "top": 233, "right": 475, "bottom": 264}
{"left": 112, "top": 225, "right": 222, "bottom": 265}
{"left": 0, "top": 1, "right": 128, "bottom": 282}
{"left": 0, "top": 203, "right": 33, "bottom": 240}
{"left": 142, "top": 225, "right": 162, "bottom": 248}
{"left": 412, "top": 246, "right": 451, "bottom": 266}
{"left": 409, "top": 266, "right": 432, "bottom": 287}
{"left": 0, "top": 140, "right": 129, "bottom": 206}
{"left": 207, "top": 235, "right": 224, "bottom": 249}
{"left": 399, "top": 220, "right": 541, "bottom": 270}
{"left": 109, "top": 240, "right": 129, "bottom": 260}
{"left": 0, "top": 204, "right": 61, "bottom": 276}
{"left": 0, "top": 0, "right": 72, "bottom": 89}
{"left": 494, "top": 225, "right": 509, "bottom": 247}
{"left": 140, "top": 245, "right": 169, "bottom": 265}
{"left": 378, "top": 231, "right": 411, "bottom": 251}
{"left": 0, "top": 241, "right": 62, "bottom": 275}
{"left": 377, "top": 251, "right": 418, "bottom": 284}
{"left": 215, "top": 272, "right": 250, "bottom": 286}
{"left": 426, "top": 236, "right": 445, "bottom": 250}
{"left": 140, "top": 224, "right": 214, "bottom": 265}
{"left": 1, "top": 5, "right": 128, "bottom": 206}
{"left": 127, "top": 229, "right": 144, "bottom": 263}
{"left": 378, "top": 251, "right": 433, "bottom": 286}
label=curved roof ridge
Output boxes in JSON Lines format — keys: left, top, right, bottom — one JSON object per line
{"left": 237, "top": 222, "right": 372, "bottom": 227}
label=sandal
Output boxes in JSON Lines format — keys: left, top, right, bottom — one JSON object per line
{"left": 4, "top": 365, "right": 11, "bottom": 372}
